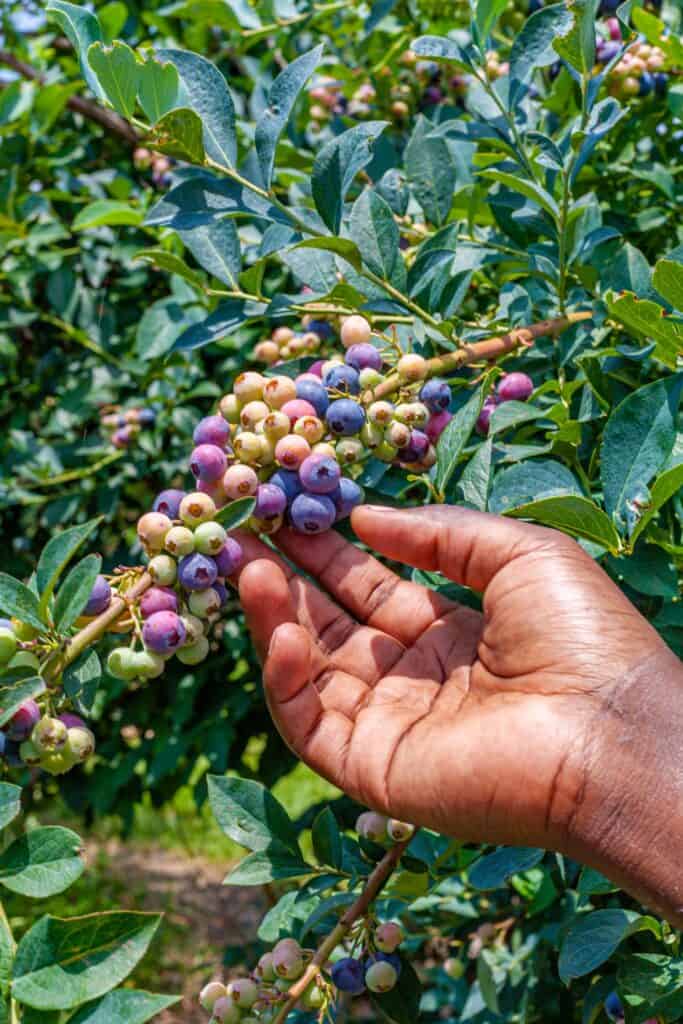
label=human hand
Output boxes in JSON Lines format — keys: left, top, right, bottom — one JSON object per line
{"left": 236, "top": 506, "right": 683, "bottom": 923}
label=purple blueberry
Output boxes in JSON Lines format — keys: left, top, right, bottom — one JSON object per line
{"left": 366, "top": 952, "right": 402, "bottom": 977}
{"left": 178, "top": 553, "right": 218, "bottom": 592}
{"left": 59, "top": 713, "right": 86, "bottom": 729}
{"left": 153, "top": 489, "right": 186, "bottom": 519}
{"left": 269, "top": 469, "right": 303, "bottom": 503}
{"left": 214, "top": 581, "right": 229, "bottom": 607}
{"left": 140, "top": 586, "right": 179, "bottom": 618}
{"left": 331, "top": 958, "right": 365, "bottom": 995}
{"left": 326, "top": 399, "right": 366, "bottom": 436}
{"left": 295, "top": 379, "right": 329, "bottom": 417}
{"left": 142, "top": 610, "right": 186, "bottom": 654}
{"left": 333, "top": 478, "right": 363, "bottom": 520}
{"left": 193, "top": 414, "right": 231, "bottom": 448}
{"left": 423, "top": 85, "right": 443, "bottom": 105}
{"left": 420, "top": 378, "right": 451, "bottom": 414}
{"left": 496, "top": 372, "right": 534, "bottom": 403}
{"left": 7, "top": 700, "right": 41, "bottom": 742}
{"left": 112, "top": 427, "right": 131, "bottom": 448}
{"left": 323, "top": 365, "right": 360, "bottom": 395}
{"left": 307, "top": 319, "right": 334, "bottom": 339}
{"left": 401, "top": 429, "right": 430, "bottom": 463}
{"left": 596, "top": 40, "right": 621, "bottom": 63}
{"left": 344, "top": 344, "right": 382, "bottom": 373}
{"left": 290, "top": 493, "right": 336, "bottom": 534}
{"left": 138, "top": 408, "right": 156, "bottom": 427}
{"left": 254, "top": 483, "right": 288, "bottom": 520}
{"left": 298, "top": 454, "right": 341, "bottom": 495}
{"left": 476, "top": 397, "right": 497, "bottom": 435}
{"left": 190, "top": 444, "right": 228, "bottom": 483}
{"left": 214, "top": 538, "right": 244, "bottom": 576}
{"left": 83, "top": 575, "right": 111, "bottom": 617}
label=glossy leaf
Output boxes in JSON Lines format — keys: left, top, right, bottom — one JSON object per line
{"left": 45, "top": 1, "right": 104, "bottom": 99}
{"left": 0, "top": 783, "right": 22, "bottom": 832}
{"left": 255, "top": 45, "right": 323, "bottom": 187}
{"left": 0, "top": 576, "right": 45, "bottom": 632}
{"left": 72, "top": 201, "right": 143, "bottom": 230}
{"left": 53, "top": 553, "right": 102, "bottom": 632}
{"left": 0, "top": 827, "right": 84, "bottom": 898}
{"left": 469, "top": 847, "right": 544, "bottom": 890}
{"left": 214, "top": 496, "right": 256, "bottom": 531}
{"left": 87, "top": 42, "right": 139, "bottom": 119}
{"left": 178, "top": 218, "right": 241, "bottom": 288}
{"left": 311, "top": 121, "right": 389, "bottom": 233}
{"left": 137, "top": 57, "right": 179, "bottom": 123}
{"left": 506, "top": 496, "right": 621, "bottom": 552}
{"left": 67, "top": 990, "right": 180, "bottom": 1024}
{"left": 509, "top": 4, "right": 574, "bottom": 105}
{"left": 489, "top": 459, "right": 583, "bottom": 514}
{"left": 151, "top": 107, "right": 205, "bottom": 164}
{"left": 224, "top": 847, "right": 311, "bottom": 886}
{"left": 207, "top": 774, "right": 300, "bottom": 854}
{"left": 435, "top": 388, "right": 484, "bottom": 493}
{"left": 36, "top": 518, "right": 101, "bottom": 611}
{"left": 405, "top": 117, "right": 455, "bottom": 227}
{"left": 607, "top": 292, "right": 683, "bottom": 369}
{"left": 349, "top": 189, "right": 405, "bottom": 287}
{"left": 171, "top": 300, "right": 248, "bottom": 353}
{"left": 157, "top": 49, "right": 236, "bottom": 169}
{"left": 558, "top": 909, "right": 660, "bottom": 983}
{"left": 312, "top": 807, "right": 343, "bottom": 871}
{"left": 653, "top": 259, "right": 683, "bottom": 311}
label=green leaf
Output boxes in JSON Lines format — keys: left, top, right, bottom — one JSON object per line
{"left": 602, "top": 242, "right": 650, "bottom": 295}
{"left": 207, "top": 774, "right": 300, "bottom": 854}
{"left": 489, "top": 400, "right": 546, "bottom": 434}
{"left": 0, "top": 576, "right": 45, "bottom": 632}
{"left": 172, "top": 300, "right": 248, "bottom": 353}
{"left": 45, "top": 1, "right": 104, "bottom": 100}
{"left": 455, "top": 438, "right": 493, "bottom": 510}
{"left": 134, "top": 248, "right": 203, "bottom": 289}
{"left": 509, "top": 4, "right": 574, "bottom": 105}
{"left": 506, "top": 496, "right": 621, "bottom": 552}
{"left": 224, "top": 847, "right": 311, "bottom": 886}
{"left": 292, "top": 237, "right": 363, "bottom": 273}
{"left": 558, "top": 909, "right": 660, "bottom": 983}
{"left": 178, "top": 219, "right": 241, "bottom": 288}
{"left": 601, "top": 376, "right": 683, "bottom": 534}
{"left": 214, "top": 497, "right": 256, "bottom": 531}
{"left": 53, "top": 554, "right": 102, "bottom": 632}
{"left": 436, "top": 388, "right": 484, "bottom": 493}
{"left": 63, "top": 649, "right": 101, "bottom": 715}
{"left": 255, "top": 45, "right": 323, "bottom": 187}
{"left": 577, "top": 867, "right": 619, "bottom": 896}
{"left": 474, "top": 0, "right": 509, "bottom": 43}
{"left": 618, "top": 953, "right": 683, "bottom": 1022}
{"left": 349, "top": 189, "right": 405, "bottom": 288}
{"left": 157, "top": 49, "right": 236, "bottom": 170}
{"left": 653, "top": 259, "right": 683, "bottom": 311}
{"left": 489, "top": 459, "right": 583, "bottom": 514}
{"left": 135, "top": 298, "right": 203, "bottom": 360}
{"left": 405, "top": 117, "right": 455, "bottom": 227}
{"left": 411, "top": 35, "right": 472, "bottom": 72}
{"left": 312, "top": 808, "right": 343, "bottom": 870}
{"left": 311, "top": 121, "right": 389, "bottom": 234}
{"left": 477, "top": 950, "right": 500, "bottom": 1014}
{"left": 36, "top": 518, "right": 101, "bottom": 612}
{"left": 606, "top": 292, "right": 683, "bottom": 370}
{"left": 137, "top": 58, "right": 179, "bottom": 123}
{"left": 607, "top": 543, "right": 678, "bottom": 599}
{"left": 370, "top": 959, "right": 421, "bottom": 1024}
{"left": 0, "top": 677, "right": 46, "bottom": 729}
{"left": 469, "top": 847, "right": 544, "bottom": 890}
{"left": 0, "top": 783, "right": 22, "bottom": 832}
{"left": 68, "top": 990, "right": 180, "bottom": 1024}
{"left": 152, "top": 107, "right": 205, "bottom": 164}
{"left": 0, "top": 896, "right": 13, "bottom": 1024}
{"left": 12, "top": 912, "right": 162, "bottom": 1010}
{"left": 479, "top": 169, "right": 559, "bottom": 220}
{"left": 0, "top": 827, "right": 84, "bottom": 898}
{"left": 87, "top": 42, "right": 139, "bottom": 119}
{"left": 553, "top": 0, "right": 599, "bottom": 77}
{"left": 72, "top": 201, "right": 143, "bottom": 230}
{"left": 631, "top": 445, "right": 683, "bottom": 545}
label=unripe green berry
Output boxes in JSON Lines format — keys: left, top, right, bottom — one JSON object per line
{"left": 233, "top": 371, "right": 265, "bottom": 403}
{"left": 227, "top": 978, "right": 259, "bottom": 1009}
{"left": 19, "top": 740, "right": 43, "bottom": 768}
{"left": 41, "top": 749, "right": 77, "bottom": 776}
{"left": 356, "top": 811, "right": 389, "bottom": 843}
{"left": 66, "top": 726, "right": 96, "bottom": 763}
{"left": 165, "top": 526, "right": 195, "bottom": 557}
{"left": 188, "top": 589, "right": 221, "bottom": 619}
{"left": 176, "top": 635, "right": 210, "bottom": 665}
{"left": 368, "top": 401, "right": 395, "bottom": 426}
{"left": 444, "top": 957, "right": 465, "bottom": 979}
{"left": 32, "top": 716, "right": 68, "bottom": 753}
{"left": 360, "top": 423, "right": 384, "bottom": 449}
{"left": 148, "top": 554, "right": 177, "bottom": 586}
{"left": 107, "top": 647, "right": 138, "bottom": 680}
{"left": 0, "top": 628, "right": 17, "bottom": 665}
{"left": 234, "top": 431, "right": 262, "bottom": 465}
{"left": 180, "top": 492, "right": 216, "bottom": 528}
{"left": 359, "top": 368, "right": 383, "bottom": 390}
{"left": 180, "top": 614, "right": 205, "bottom": 646}
{"left": 200, "top": 981, "right": 227, "bottom": 1012}
{"left": 257, "top": 952, "right": 276, "bottom": 982}
{"left": 336, "top": 439, "right": 364, "bottom": 465}
{"left": 299, "top": 981, "right": 325, "bottom": 1011}
{"left": 219, "top": 394, "right": 241, "bottom": 424}
{"left": 387, "top": 819, "right": 415, "bottom": 842}
{"left": 133, "top": 650, "right": 165, "bottom": 679}
{"left": 211, "top": 995, "right": 242, "bottom": 1023}
{"left": 240, "top": 400, "right": 270, "bottom": 430}
{"left": 397, "top": 353, "right": 428, "bottom": 381}
{"left": 312, "top": 442, "right": 336, "bottom": 459}
{"left": 375, "top": 440, "right": 399, "bottom": 462}
{"left": 262, "top": 411, "right": 291, "bottom": 441}
{"left": 365, "top": 960, "right": 398, "bottom": 993}
{"left": 273, "top": 938, "right": 304, "bottom": 980}
{"left": 194, "top": 521, "right": 228, "bottom": 556}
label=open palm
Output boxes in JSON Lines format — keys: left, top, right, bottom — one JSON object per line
{"left": 236, "top": 505, "right": 667, "bottom": 854}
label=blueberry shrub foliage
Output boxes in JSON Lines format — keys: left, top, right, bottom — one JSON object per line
{"left": 0, "top": 0, "right": 683, "bottom": 1020}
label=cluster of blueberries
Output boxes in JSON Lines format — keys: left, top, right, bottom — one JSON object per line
{"left": 599, "top": 33, "right": 670, "bottom": 99}
{"left": 132, "top": 146, "right": 174, "bottom": 187}
{"left": 252, "top": 322, "right": 331, "bottom": 366}
{"left": 0, "top": 619, "right": 95, "bottom": 774}
{"left": 199, "top": 812, "right": 414, "bottom": 1022}
{"left": 476, "top": 372, "right": 534, "bottom": 434}
{"left": 100, "top": 405, "right": 157, "bottom": 449}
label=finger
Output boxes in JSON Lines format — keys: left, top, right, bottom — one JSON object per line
{"left": 265, "top": 623, "right": 353, "bottom": 783}
{"left": 352, "top": 505, "right": 560, "bottom": 593}
{"left": 238, "top": 559, "right": 297, "bottom": 663}
{"left": 275, "top": 526, "right": 452, "bottom": 647}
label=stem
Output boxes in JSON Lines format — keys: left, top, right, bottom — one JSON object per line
{"left": 41, "top": 315, "right": 125, "bottom": 369}
{"left": 366, "top": 312, "right": 592, "bottom": 402}
{"left": 19, "top": 450, "right": 126, "bottom": 489}
{"left": 272, "top": 841, "right": 409, "bottom": 1024}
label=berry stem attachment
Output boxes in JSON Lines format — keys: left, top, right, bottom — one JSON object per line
{"left": 366, "top": 311, "right": 592, "bottom": 403}
{"left": 271, "top": 840, "right": 409, "bottom": 1024}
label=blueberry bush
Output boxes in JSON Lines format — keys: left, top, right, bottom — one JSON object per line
{"left": 1, "top": 0, "right": 683, "bottom": 1020}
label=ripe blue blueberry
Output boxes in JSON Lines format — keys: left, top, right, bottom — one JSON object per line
{"left": 213, "top": 581, "right": 229, "bottom": 607}
{"left": 178, "top": 553, "right": 218, "bottom": 592}
{"left": 333, "top": 478, "right": 363, "bottom": 520}
{"left": 254, "top": 483, "right": 288, "bottom": 520}
{"left": 295, "top": 379, "right": 329, "bottom": 417}
{"left": 138, "top": 408, "right": 156, "bottom": 427}
{"left": 298, "top": 454, "right": 341, "bottom": 495}
{"left": 420, "top": 378, "right": 451, "bottom": 414}
{"left": 290, "top": 493, "right": 336, "bottom": 534}
{"left": 639, "top": 71, "right": 654, "bottom": 97}
{"left": 326, "top": 399, "right": 365, "bottom": 436}
{"left": 269, "top": 469, "right": 303, "bottom": 503}
{"left": 331, "top": 957, "right": 365, "bottom": 995}
{"left": 401, "top": 429, "right": 430, "bottom": 463}
{"left": 323, "top": 364, "right": 360, "bottom": 395}
{"left": 604, "top": 992, "right": 623, "bottom": 1021}
{"left": 193, "top": 414, "right": 231, "bottom": 448}
{"left": 153, "top": 489, "right": 186, "bottom": 519}
{"left": 344, "top": 343, "right": 382, "bottom": 373}
{"left": 307, "top": 318, "right": 334, "bottom": 339}
{"left": 213, "top": 538, "right": 244, "bottom": 576}
{"left": 142, "top": 610, "right": 186, "bottom": 654}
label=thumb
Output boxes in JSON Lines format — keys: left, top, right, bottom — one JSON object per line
{"left": 351, "top": 505, "right": 561, "bottom": 593}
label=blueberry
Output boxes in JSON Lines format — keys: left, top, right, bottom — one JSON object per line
{"left": 331, "top": 957, "right": 365, "bottom": 995}
{"left": 142, "top": 611, "right": 186, "bottom": 654}
{"left": 298, "top": 454, "right": 341, "bottom": 495}
{"left": 401, "top": 429, "right": 430, "bottom": 463}
{"left": 496, "top": 372, "right": 534, "bottom": 403}
{"left": 323, "top": 364, "right": 361, "bottom": 395}
{"left": 269, "top": 468, "right": 303, "bottom": 503}
{"left": 295, "top": 379, "right": 329, "bottom": 417}
{"left": 190, "top": 444, "right": 228, "bottom": 483}
{"left": 344, "top": 343, "right": 382, "bottom": 373}
{"left": 596, "top": 41, "right": 621, "bottom": 63}
{"left": 290, "top": 493, "right": 336, "bottom": 534}
{"left": 255, "top": 483, "right": 288, "bottom": 520}
{"left": 140, "top": 586, "right": 179, "bottom": 618}
{"left": 83, "top": 577, "right": 111, "bottom": 614}
{"left": 138, "top": 408, "right": 156, "bottom": 427}
{"left": 333, "top": 478, "right": 363, "bottom": 520}
{"left": 214, "top": 538, "right": 244, "bottom": 576}
{"left": 605, "top": 991, "right": 623, "bottom": 1021}
{"left": 366, "top": 952, "right": 402, "bottom": 977}
{"left": 307, "top": 318, "right": 334, "bottom": 339}
{"left": 213, "top": 581, "right": 229, "bottom": 607}
{"left": 655, "top": 72, "right": 668, "bottom": 96}
{"left": 420, "top": 378, "right": 451, "bottom": 414}
{"left": 178, "top": 553, "right": 218, "bottom": 592}
{"left": 152, "top": 489, "right": 186, "bottom": 519}
{"left": 193, "top": 414, "right": 231, "bottom": 448}
{"left": 326, "top": 399, "right": 365, "bottom": 436}
{"left": 639, "top": 71, "right": 654, "bottom": 97}
{"left": 476, "top": 397, "right": 497, "bottom": 435}
{"left": 7, "top": 700, "right": 41, "bottom": 742}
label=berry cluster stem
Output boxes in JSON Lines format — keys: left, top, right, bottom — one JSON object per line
{"left": 272, "top": 840, "right": 409, "bottom": 1024}
{"left": 367, "top": 311, "right": 592, "bottom": 402}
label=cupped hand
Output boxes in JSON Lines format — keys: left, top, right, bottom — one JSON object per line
{"left": 234, "top": 505, "right": 672, "bottom": 858}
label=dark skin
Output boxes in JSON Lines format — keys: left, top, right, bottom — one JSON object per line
{"left": 235, "top": 505, "right": 683, "bottom": 926}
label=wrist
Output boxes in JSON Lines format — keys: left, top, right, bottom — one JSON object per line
{"left": 562, "top": 644, "right": 683, "bottom": 926}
